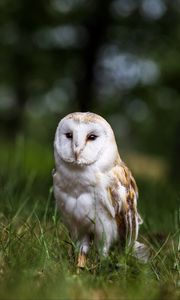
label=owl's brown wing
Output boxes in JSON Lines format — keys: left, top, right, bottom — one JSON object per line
{"left": 109, "top": 159, "right": 143, "bottom": 249}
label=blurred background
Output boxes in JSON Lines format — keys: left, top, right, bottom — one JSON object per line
{"left": 0, "top": 0, "right": 180, "bottom": 234}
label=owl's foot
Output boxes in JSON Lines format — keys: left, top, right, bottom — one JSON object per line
{"left": 76, "top": 236, "right": 90, "bottom": 272}
{"left": 77, "top": 252, "right": 87, "bottom": 269}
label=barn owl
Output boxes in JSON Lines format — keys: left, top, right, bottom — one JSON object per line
{"left": 53, "top": 112, "right": 148, "bottom": 268}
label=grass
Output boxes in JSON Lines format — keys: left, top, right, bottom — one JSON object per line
{"left": 0, "top": 137, "right": 179, "bottom": 300}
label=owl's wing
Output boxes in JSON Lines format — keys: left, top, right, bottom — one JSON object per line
{"left": 109, "top": 160, "right": 143, "bottom": 249}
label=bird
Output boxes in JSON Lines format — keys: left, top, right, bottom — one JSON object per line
{"left": 53, "top": 112, "right": 149, "bottom": 269}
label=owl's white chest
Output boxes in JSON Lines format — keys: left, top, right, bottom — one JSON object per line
{"left": 53, "top": 164, "right": 118, "bottom": 242}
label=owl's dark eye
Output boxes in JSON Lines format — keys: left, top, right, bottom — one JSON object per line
{"left": 87, "top": 134, "right": 98, "bottom": 141}
{"left": 65, "top": 132, "right": 73, "bottom": 139}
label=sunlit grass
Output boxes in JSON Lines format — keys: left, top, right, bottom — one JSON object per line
{"left": 0, "top": 139, "right": 179, "bottom": 300}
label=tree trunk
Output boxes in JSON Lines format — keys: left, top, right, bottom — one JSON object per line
{"left": 76, "top": 0, "right": 112, "bottom": 111}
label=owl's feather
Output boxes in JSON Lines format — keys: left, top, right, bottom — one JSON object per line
{"left": 108, "top": 156, "right": 141, "bottom": 248}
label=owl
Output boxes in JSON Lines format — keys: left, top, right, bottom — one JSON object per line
{"left": 53, "top": 112, "right": 148, "bottom": 269}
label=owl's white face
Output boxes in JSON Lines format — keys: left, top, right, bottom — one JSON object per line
{"left": 54, "top": 112, "right": 117, "bottom": 167}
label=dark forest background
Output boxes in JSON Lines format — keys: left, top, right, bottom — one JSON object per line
{"left": 0, "top": 0, "right": 180, "bottom": 231}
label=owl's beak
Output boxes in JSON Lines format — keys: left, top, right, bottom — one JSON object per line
{"left": 74, "top": 150, "right": 79, "bottom": 160}
{"left": 73, "top": 144, "right": 82, "bottom": 161}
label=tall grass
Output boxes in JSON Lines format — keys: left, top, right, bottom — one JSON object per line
{"left": 0, "top": 138, "right": 179, "bottom": 300}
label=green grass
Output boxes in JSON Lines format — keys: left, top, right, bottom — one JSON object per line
{"left": 0, "top": 138, "right": 179, "bottom": 300}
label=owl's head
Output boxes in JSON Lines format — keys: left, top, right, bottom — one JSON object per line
{"left": 54, "top": 112, "right": 118, "bottom": 168}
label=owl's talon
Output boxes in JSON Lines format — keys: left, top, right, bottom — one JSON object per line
{"left": 77, "top": 252, "right": 87, "bottom": 269}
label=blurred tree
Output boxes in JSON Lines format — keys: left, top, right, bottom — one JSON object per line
{"left": 75, "top": 0, "right": 112, "bottom": 111}
{"left": 0, "top": 0, "right": 50, "bottom": 136}
{"left": 0, "top": 0, "right": 180, "bottom": 180}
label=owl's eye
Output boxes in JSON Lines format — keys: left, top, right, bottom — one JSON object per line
{"left": 87, "top": 134, "right": 98, "bottom": 141}
{"left": 65, "top": 132, "right": 73, "bottom": 139}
